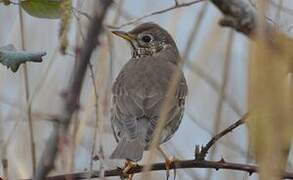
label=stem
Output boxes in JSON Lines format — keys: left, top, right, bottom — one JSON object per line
{"left": 18, "top": 4, "right": 36, "bottom": 174}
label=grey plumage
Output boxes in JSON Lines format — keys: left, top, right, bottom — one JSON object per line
{"left": 110, "top": 23, "right": 188, "bottom": 162}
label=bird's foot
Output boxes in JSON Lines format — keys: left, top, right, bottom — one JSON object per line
{"left": 157, "top": 147, "right": 176, "bottom": 180}
{"left": 164, "top": 156, "right": 175, "bottom": 180}
{"left": 122, "top": 160, "right": 137, "bottom": 180}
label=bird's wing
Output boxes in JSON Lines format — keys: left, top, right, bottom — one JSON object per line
{"left": 145, "top": 73, "right": 188, "bottom": 144}
{"left": 111, "top": 62, "right": 145, "bottom": 140}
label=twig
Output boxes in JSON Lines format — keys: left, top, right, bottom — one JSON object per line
{"left": 23, "top": 159, "right": 293, "bottom": 179}
{"left": 108, "top": 0, "right": 205, "bottom": 29}
{"left": 195, "top": 113, "right": 248, "bottom": 160}
{"left": 205, "top": 30, "right": 234, "bottom": 180}
{"left": 88, "top": 62, "right": 101, "bottom": 178}
{"left": 67, "top": 112, "right": 79, "bottom": 172}
{"left": 174, "top": 0, "right": 179, "bottom": 6}
{"left": 72, "top": 7, "right": 92, "bottom": 20}
{"left": 182, "top": 1, "right": 208, "bottom": 61}
{"left": 0, "top": 114, "right": 8, "bottom": 180}
{"left": 106, "top": 0, "right": 125, "bottom": 145}
{"left": 18, "top": 4, "right": 36, "bottom": 174}
{"left": 33, "top": 0, "right": 112, "bottom": 179}
{"left": 186, "top": 112, "right": 251, "bottom": 159}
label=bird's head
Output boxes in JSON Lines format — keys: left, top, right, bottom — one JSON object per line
{"left": 112, "top": 22, "right": 178, "bottom": 58}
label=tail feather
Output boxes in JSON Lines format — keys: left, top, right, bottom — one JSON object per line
{"left": 110, "top": 137, "right": 144, "bottom": 162}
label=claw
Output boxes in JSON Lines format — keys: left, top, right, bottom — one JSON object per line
{"left": 122, "top": 160, "right": 136, "bottom": 180}
{"left": 157, "top": 147, "right": 176, "bottom": 180}
{"left": 165, "top": 157, "right": 171, "bottom": 180}
{"left": 128, "top": 173, "right": 134, "bottom": 180}
{"left": 165, "top": 156, "right": 176, "bottom": 180}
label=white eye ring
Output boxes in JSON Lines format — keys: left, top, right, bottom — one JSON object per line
{"left": 140, "top": 34, "right": 153, "bottom": 43}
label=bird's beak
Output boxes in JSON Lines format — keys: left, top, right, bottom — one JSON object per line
{"left": 112, "top": 31, "right": 135, "bottom": 42}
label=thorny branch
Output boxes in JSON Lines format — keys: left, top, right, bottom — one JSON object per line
{"left": 24, "top": 114, "right": 274, "bottom": 180}
{"left": 195, "top": 113, "right": 248, "bottom": 160}
{"left": 33, "top": 0, "right": 112, "bottom": 179}
{"left": 25, "top": 159, "right": 293, "bottom": 179}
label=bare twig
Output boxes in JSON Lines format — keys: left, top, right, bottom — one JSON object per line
{"left": 106, "top": 0, "right": 125, "bottom": 143}
{"left": 0, "top": 114, "right": 8, "bottom": 180}
{"left": 174, "top": 0, "right": 179, "bottom": 6}
{"left": 18, "top": 4, "right": 36, "bottom": 174}
{"left": 205, "top": 30, "right": 234, "bottom": 180}
{"left": 195, "top": 113, "right": 248, "bottom": 160}
{"left": 182, "top": 1, "right": 208, "bottom": 61}
{"left": 33, "top": 1, "right": 112, "bottom": 179}
{"left": 187, "top": 112, "right": 252, "bottom": 159}
{"left": 88, "top": 62, "right": 101, "bottom": 178}
{"left": 72, "top": 7, "right": 92, "bottom": 20}
{"left": 108, "top": 0, "right": 205, "bottom": 29}
{"left": 24, "top": 159, "right": 293, "bottom": 179}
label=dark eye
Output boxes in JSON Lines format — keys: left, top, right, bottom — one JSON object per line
{"left": 141, "top": 34, "right": 152, "bottom": 43}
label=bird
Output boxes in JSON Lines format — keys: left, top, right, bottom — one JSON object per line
{"left": 110, "top": 22, "right": 188, "bottom": 177}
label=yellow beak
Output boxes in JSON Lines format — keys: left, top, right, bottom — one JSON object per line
{"left": 112, "top": 31, "right": 135, "bottom": 42}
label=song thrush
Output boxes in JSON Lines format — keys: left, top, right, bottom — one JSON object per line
{"left": 110, "top": 23, "right": 188, "bottom": 167}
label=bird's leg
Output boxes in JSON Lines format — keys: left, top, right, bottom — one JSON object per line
{"left": 122, "top": 160, "right": 136, "bottom": 180}
{"left": 157, "top": 147, "right": 175, "bottom": 180}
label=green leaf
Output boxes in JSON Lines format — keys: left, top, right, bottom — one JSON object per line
{"left": 20, "top": 0, "right": 61, "bottom": 19}
{"left": 0, "top": 44, "right": 46, "bottom": 72}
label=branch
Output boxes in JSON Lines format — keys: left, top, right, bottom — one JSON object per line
{"left": 33, "top": 0, "right": 112, "bottom": 179}
{"left": 107, "top": 0, "right": 256, "bottom": 35}
{"left": 22, "top": 113, "right": 293, "bottom": 180}
{"left": 24, "top": 159, "right": 293, "bottom": 179}
{"left": 195, "top": 113, "right": 248, "bottom": 160}
{"left": 108, "top": 0, "right": 205, "bottom": 29}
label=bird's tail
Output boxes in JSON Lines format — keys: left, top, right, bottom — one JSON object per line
{"left": 110, "top": 137, "right": 144, "bottom": 162}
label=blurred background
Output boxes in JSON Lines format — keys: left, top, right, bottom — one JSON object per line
{"left": 0, "top": 0, "right": 292, "bottom": 179}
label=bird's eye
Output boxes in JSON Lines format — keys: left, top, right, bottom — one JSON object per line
{"left": 141, "top": 34, "right": 153, "bottom": 43}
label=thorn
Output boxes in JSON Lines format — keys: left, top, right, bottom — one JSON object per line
{"left": 219, "top": 157, "right": 226, "bottom": 163}
{"left": 93, "top": 155, "right": 99, "bottom": 161}
{"left": 194, "top": 145, "right": 200, "bottom": 159}
{"left": 248, "top": 171, "right": 253, "bottom": 176}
